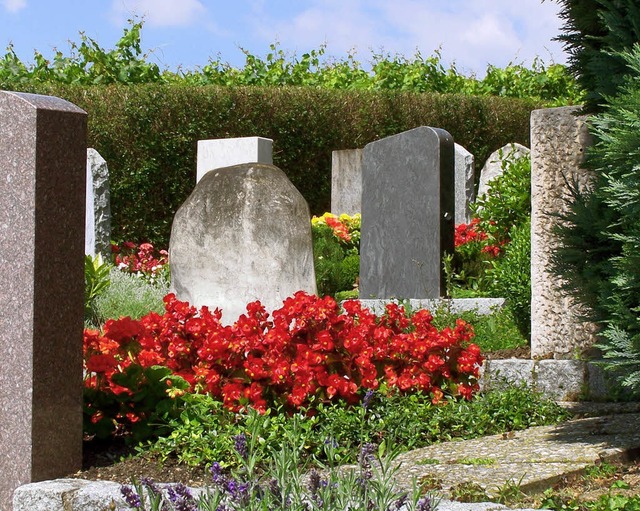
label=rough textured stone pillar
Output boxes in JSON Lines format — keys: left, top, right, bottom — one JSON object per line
{"left": 360, "top": 126, "right": 455, "bottom": 299}
{"left": 331, "top": 148, "right": 363, "bottom": 216}
{"left": 531, "top": 106, "right": 599, "bottom": 359}
{"left": 196, "top": 136, "right": 273, "bottom": 182}
{"left": 170, "top": 163, "right": 317, "bottom": 324}
{"left": 0, "top": 91, "right": 86, "bottom": 510}
{"left": 85, "top": 148, "right": 111, "bottom": 259}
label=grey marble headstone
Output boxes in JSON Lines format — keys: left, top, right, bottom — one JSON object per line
{"left": 454, "top": 143, "right": 474, "bottom": 225}
{"left": 0, "top": 91, "right": 86, "bottom": 510}
{"left": 170, "top": 163, "right": 317, "bottom": 324}
{"left": 331, "top": 148, "right": 363, "bottom": 215}
{"left": 360, "top": 126, "right": 455, "bottom": 299}
{"left": 85, "top": 148, "right": 111, "bottom": 260}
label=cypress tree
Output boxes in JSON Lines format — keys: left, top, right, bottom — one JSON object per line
{"left": 553, "top": 0, "right": 640, "bottom": 112}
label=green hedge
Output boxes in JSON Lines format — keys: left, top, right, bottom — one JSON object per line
{"left": 14, "top": 84, "right": 539, "bottom": 246}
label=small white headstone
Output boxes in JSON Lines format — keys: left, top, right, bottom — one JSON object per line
{"left": 196, "top": 136, "right": 273, "bottom": 182}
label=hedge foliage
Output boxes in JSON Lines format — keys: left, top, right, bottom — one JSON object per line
{"left": 15, "top": 83, "right": 538, "bottom": 247}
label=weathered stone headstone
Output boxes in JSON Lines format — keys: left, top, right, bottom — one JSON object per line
{"left": 85, "top": 148, "right": 111, "bottom": 259}
{"left": 196, "top": 136, "right": 273, "bottom": 182}
{"left": 360, "top": 126, "right": 455, "bottom": 299}
{"left": 170, "top": 162, "right": 316, "bottom": 323}
{"left": 331, "top": 148, "right": 362, "bottom": 216}
{"left": 0, "top": 91, "right": 86, "bottom": 510}
{"left": 477, "top": 142, "right": 529, "bottom": 200}
{"left": 530, "top": 106, "right": 599, "bottom": 359}
{"left": 454, "top": 143, "right": 475, "bottom": 225}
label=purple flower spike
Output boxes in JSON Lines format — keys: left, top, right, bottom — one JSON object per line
{"left": 233, "top": 433, "right": 249, "bottom": 460}
{"left": 168, "top": 483, "right": 197, "bottom": 511}
{"left": 120, "top": 485, "right": 141, "bottom": 508}
{"left": 416, "top": 496, "right": 432, "bottom": 511}
{"left": 210, "top": 462, "right": 226, "bottom": 486}
{"left": 141, "top": 477, "right": 162, "bottom": 497}
{"left": 362, "top": 389, "right": 374, "bottom": 409}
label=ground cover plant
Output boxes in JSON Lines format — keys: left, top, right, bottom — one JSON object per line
{"left": 117, "top": 409, "right": 440, "bottom": 511}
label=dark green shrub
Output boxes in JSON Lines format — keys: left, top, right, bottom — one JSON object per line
{"left": 554, "top": 47, "right": 640, "bottom": 395}
{"left": 473, "top": 153, "right": 531, "bottom": 245}
{"left": 487, "top": 219, "right": 531, "bottom": 340}
{"left": 554, "top": 0, "right": 640, "bottom": 111}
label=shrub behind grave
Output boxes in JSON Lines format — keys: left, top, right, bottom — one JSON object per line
{"left": 14, "top": 83, "right": 537, "bottom": 246}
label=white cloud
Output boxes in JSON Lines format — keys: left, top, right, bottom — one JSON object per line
{"left": 112, "top": 0, "right": 207, "bottom": 27}
{"left": 249, "top": 0, "right": 381, "bottom": 57}
{"left": 249, "top": 0, "right": 567, "bottom": 76}
{"left": 2, "top": 0, "right": 27, "bottom": 13}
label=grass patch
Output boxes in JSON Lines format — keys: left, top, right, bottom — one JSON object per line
{"left": 430, "top": 304, "right": 528, "bottom": 353}
{"left": 135, "top": 384, "right": 570, "bottom": 470}
{"left": 86, "top": 266, "right": 169, "bottom": 328}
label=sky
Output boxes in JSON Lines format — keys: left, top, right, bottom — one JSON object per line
{"left": 0, "top": 0, "right": 569, "bottom": 78}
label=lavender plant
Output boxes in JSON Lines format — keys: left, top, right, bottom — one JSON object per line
{"left": 117, "top": 407, "right": 439, "bottom": 511}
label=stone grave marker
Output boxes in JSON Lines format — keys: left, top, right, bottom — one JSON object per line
{"left": 85, "top": 148, "right": 111, "bottom": 260}
{"left": 196, "top": 136, "right": 273, "bottom": 182}
{"left": 331, "top": 148, "right": 362, "bottom": 216}
{"left": 0, "top": 91, "right": 86, "bottom": 510}
{"left": 531, "top": 106, "right": 599, "bottom": 359}
{"left": 454, "top": 143, "right": 474, "bottom": 225}
{"left": 170, "top": 162, "right": 316, "bottom": 323}
{"left": 359, "top": 126, "right": 455, "bottom": 299}
{"left": 477, "top": 142, "right": 529, "bottom": 200}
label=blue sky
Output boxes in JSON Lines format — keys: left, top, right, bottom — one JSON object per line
{"left": 0, "top": 0, "right": 568, "bottom": 77}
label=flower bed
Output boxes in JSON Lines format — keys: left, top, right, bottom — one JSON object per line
{"left": 83, "top": 291, "right": 483, "bottom": 442}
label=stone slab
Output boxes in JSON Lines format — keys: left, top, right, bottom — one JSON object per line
{"left": 481, "top": 358, "right": 633, "bottom": 402}
{"left": 196, "top": 136, "right": 273, "bottom": 182}
{"left": 481, "top": 359, "right": 536, "bottom": 392}
{"left": 0, "top": 91, "right": 86, "bottom": 511}
{"left": 331, "top": 148, "right": 362, "bottom": 216}
{"left": 360, "top": 126, "right": 455, "bottom": 300}
{"left": 355, "top": 298, "right": 505, "bottom": 316}
{"left": 454, "top": 143, "right": 474, "bottom": 225}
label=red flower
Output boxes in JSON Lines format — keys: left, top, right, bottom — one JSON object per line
{"left": 86, "top": 354, "right": 118, "bottom": 374}
{"left": 83, "top": 289, "right": 485, "bottom": 435}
